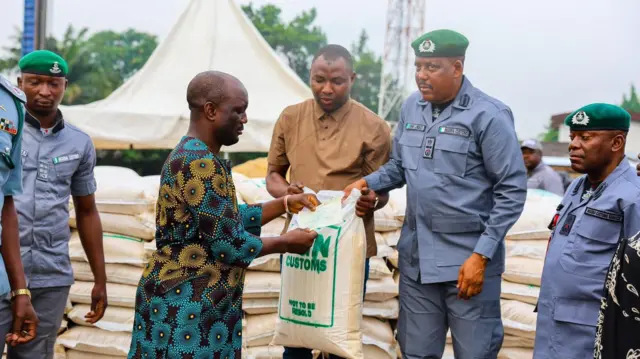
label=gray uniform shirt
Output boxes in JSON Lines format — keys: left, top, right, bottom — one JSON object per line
{"left": 533, "top": 158, "right": 640, "bottom": 359}
{"left": 527, "top": 162, "right": 565, "bottom": 196}
{"left": 15, "top": 111, "right": 97, "bottom": 289}
{"left": 0, "top": 77, "right": 26, "bottom": 296}
{"left": 365, "top": 77, "right": 527, "bottom": 284}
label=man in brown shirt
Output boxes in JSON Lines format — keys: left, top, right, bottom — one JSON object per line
{"left": 266, "top": 44, "right": 391, "bottom": 359}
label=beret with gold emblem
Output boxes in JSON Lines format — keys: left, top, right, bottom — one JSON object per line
{"left": 18, "top": 50, "right": 68, "bottom": 77}
{"left": 564, "top": 103, "right": 631, "bottom": 131}
{"left": 411, "top": 29, "right": 469, "bottom": 58}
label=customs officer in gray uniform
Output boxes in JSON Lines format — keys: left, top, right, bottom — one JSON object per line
{"left": 0, "top": 51, "right": 108, "bottom": 359}
{"left": 346, "top": 29, "right": 527, "bottom": 359}
{"left": 0, "top": 75, "right": 39, "bottom": 348}
{"left": 533, "top": 103, "right": 640, "bottom": 359}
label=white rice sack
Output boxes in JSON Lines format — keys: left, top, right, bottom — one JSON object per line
{"left": 503, "top": 257, "right": 544, "bottom": 286}
{"left": 70, "top": 231, "right": 146, "bottom": 267}
{"left": 501, "top": 281, "right": 540, "bottom": 305}
{"left": 362, "top": 317, "right": 398, "bottom": 359}
{"left": 243, "top": 298, "right": 279, "bottom": 315}
{"left": 249, "top": 253, "right": 281, "bottom": 272}
{"left": 369, "top": 257, "right": 393, "bottom": 279}
{"left": 382, "top": 230, "right": 400, "bottom": 247}
{"left": 57, "top": 326, "right": 130, "bottom": 356}
{"left": 72, "top": 261, "right": 143, "bottom": 286}
{"left": 365, "top": 276, "right": 399, "bottom": 302}
{"left": 66, "top": 350, "right": 125, "bottom": 359}
{"left": 69, "top": 210, "right": 155, "bottom": 241}
{"left": 69, "top": 281, "right": 136, "bottom": 308}
{"left": 363, "top": 299, "right": 399, "bottom": 320}
{"left": 272, "top": 190, "right": 366, "bottom": 358}
{"left": 235, "top": 178, "right": 274, "bottom": 204}
{"left": 501, "top": 300, "right": 537, "bottom": 340}
{"left": 67, "top": 304, "right": 134, "bottom": 332}
{"left": 507, "top": 189, "right": 562, "bottom": 240}
{"left": 388, "top": 186, "right": 407, "bottom": 221}
{"left": 245, "top": 313, "right": 278, "bottom": 347}
{"left": 244, "top": 271, "right": 281, "bottom": 299}
{"left": 374, "top": 205, "right": 402, "bottom": 232}
{"left": 506, "top": 240, "right": 548, "bottom": 260}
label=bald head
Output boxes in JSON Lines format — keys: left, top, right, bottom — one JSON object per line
{"left": 186, "top": 71, "right": 242, "bottom": 110}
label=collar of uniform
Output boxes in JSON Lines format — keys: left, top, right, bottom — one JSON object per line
{"left": 314, "top": 99, "right": 353, "bottom": 121}
{"left": 416, "top": 76, "right": 473, "bottom": 109}
{"left": 25, "top": 109, "right": 65, "bottom": 134}
{"left": 572, "top": 156, "right": 631, "bottom": 201}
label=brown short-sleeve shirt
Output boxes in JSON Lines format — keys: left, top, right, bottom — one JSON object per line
{"left": 268, "top": 99, "right": 392, "bottom": 258}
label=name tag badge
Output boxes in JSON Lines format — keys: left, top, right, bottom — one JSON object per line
{"left": 37, "top": 161, "right": 49, "bottom": 182}
{"left": 585, "top": 208, "right": 623, "bottom": 223}
{"left": 439, "top": 126, "right": 470, "bottom": 137}
{"left": 52, "top": 153, "right": 80, "bottom": 165}
{"left": 405, "top": 123, "right": 426, "bottom": 132}
{"left": 559, "top": 214, "right": 576, "bottom": 236}
{"left": 423, "top": 137, "right": 436, "bottom": 159}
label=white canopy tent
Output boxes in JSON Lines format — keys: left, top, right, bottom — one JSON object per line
{"left": 60, "top": 0, "right": 311, "bottom": 152}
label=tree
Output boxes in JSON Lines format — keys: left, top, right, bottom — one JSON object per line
{"left": 242, "top": 3, "right": 327, "bottom": 81}
{"left": 0, "top": 25, "right": 158, "bottom": 105}
{"left": 621, "top": 84, "right": 640, "bottom": 113}
{"left": 350, "top": 30, "right": 382, "bottom": 113}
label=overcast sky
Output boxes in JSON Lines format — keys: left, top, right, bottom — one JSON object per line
{"left": 1, "top": 0, "right": 638, "bottom": 139}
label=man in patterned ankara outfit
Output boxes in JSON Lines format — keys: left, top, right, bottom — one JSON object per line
{"left": 128, "top": 71, "right": 319, "bottom": 359}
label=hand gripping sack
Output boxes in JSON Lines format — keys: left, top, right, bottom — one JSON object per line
{"left": 272, "top": 189, "right": 366, "bottom": 358}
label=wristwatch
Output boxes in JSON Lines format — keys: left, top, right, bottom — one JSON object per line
{"left": 10, "top": 289, "right": 31, "bottom": 300}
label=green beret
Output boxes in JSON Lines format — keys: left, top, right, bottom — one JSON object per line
{"left": 411, "top": 29, "right": 469, "bottom": 58}
{"left": 18, "top": 50, "right": 68, "bottom": 77}
{"left": 564, "top": 103, "right": 631, "bottom": 131}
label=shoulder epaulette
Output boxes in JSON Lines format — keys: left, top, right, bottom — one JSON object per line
{"left": 0, "top": 76, "right": 26, "bottom": 104}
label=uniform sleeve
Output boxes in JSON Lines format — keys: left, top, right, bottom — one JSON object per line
{"left": 544, "top": 171, "right": 566, "bottom": 196}
{"left": 474, "top": 109, "right": 528, "bottom": 259}
{"left": 364, "top": 110, "right": 407, "bottom": 193}
{"left": 267, "top": 111, "right": 289, "bottom": 167}
{"left": 71, "top": 138, "right": 97, "bottom": 197}
{"left": 362, "top": 121, "right": 392, "bottom": 177}
{"left": 2, "top": 126, "right": 23, "bottom": 196}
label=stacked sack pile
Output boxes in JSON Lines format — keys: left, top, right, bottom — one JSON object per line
{"left": 56, "top": 166, "right": 160, "bottom": 358}
{"left": 232, "top": 171, "right": 402, "bottom": 359}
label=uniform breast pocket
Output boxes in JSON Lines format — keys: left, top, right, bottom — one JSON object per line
{"left": 0, "top": 135, "right": 13, "bottom": 173}
{"left": 398, "top": 131, "right": 424, "bottom": 170}
{"left": 53, "top": 153, "right": 81, "bottom": 180}
{"left": 573, "top": 214, "right": 621, "bottom": 266}
{"left": 433, "top": 135, "right": 471, "bottom": 177}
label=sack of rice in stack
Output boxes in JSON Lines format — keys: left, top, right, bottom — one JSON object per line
{"left": 272, "top": 189, "right": 366, "bottom": 358}
{"left": 69, "top": 166, "right": 157, "bottom": 240}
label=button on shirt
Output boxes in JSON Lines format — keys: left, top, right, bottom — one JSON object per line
{"left": 0, "top": 83, "right": 25, "bottom": 296}
{"left": 268, "top": 99, "right": 392, "bottom": 258}
{"left": 15, "top": 111, "right": 97, "bottom": 289}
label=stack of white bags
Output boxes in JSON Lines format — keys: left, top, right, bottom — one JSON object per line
{"left": 56, "top": 166, "right": 159, "bottom": 358}
{"left": 34, "top": 165, "right": 558, "bottom": 359}
{"left": 234, "top": 177, "right": 401, "bottom": 359}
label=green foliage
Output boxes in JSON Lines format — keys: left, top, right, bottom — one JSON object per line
{"left": 242, "top": 3, "right": 327, "bottom": 81}
{"left": 350, "top": 30, "right": 382, "bottom": 114}
{"left": 0, "top": 25, "right": 158, "bottom": 105}
{"left": 621, "top": 84, "right": 640, "bottom": 113}
{"left": 539, "top": 126, "right": 559, "bottom": 142}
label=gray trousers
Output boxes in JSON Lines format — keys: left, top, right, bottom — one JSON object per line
{"left": 397, "top": 273, "right": 503, "bottom": 359}
{"left": 0, "top": 286, "right": 70, "bottom": 359}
